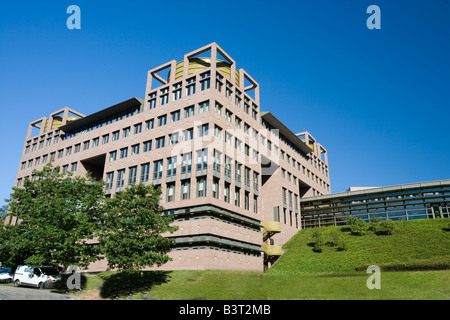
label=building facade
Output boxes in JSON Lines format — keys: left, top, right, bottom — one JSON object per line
{"left": 300, "top": 180, "right": 450, "bottom": 228}
{"left": 11, "top": 43, "right": 331, "bottom": 271}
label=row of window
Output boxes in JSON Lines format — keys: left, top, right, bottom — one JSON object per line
{"left": 281, "top": 166, "right": 330, "bottom": 193}
{"left": 106, "top": 148, "right": 260, "bottom": 190}
{"left": 17, "top": 162, "right": 78, "bottom": 187}
{"left": 148, "top": 70, "right": 258, "bottom": 120}
{"left": 105, "top": 165, "right": 259, "bottom": 213}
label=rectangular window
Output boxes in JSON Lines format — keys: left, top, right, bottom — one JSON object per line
{"left": 213, "top": 149, "right": 222, "bottom": 172}
{"left": 58, "top": 149, "right": 64, "bottom": 158}
{"left": 117, "top": 169, "right": 125, "bottom": 189}
{"left": 184, "top": 105, "right": 194, "bottom": 118}
{"left": 235, "top": 162, "right": 241, "bottom": 183}
{"left": 215, "top": 102, "right": 223, "bottom": 115}
{"left": 166, "top": 183, "right": 175, "bottom": 202}
{"left": 42, "top": 154, "right": 48, "bottom": 164}
{"left": 83, "top": 141, "right": 90, "bottom": 150}
{"left": 196, "top": 177, "right": 207, "bottom": 197}
{"left": 106, "top": 172, "right": 114, "bottom": 191}
{"left": 92, "top": 137, "right": 99, "bottom": 148}
{"left": 253, "top": 172, "right": 259, "bottom": 191}
{"left": 120, "top": 147, "right": 128, "bottom": 159}
{"left": 181, "top": 180, "right": 190, "bottom": 200}
{"left": 198, "top": 123, "right": 209, "bottom": 138}
{"left": 214, "top": 125, "right": 222, "bottom": 139}
{"left": 200, "top": 71, "right": 210, "bottom": 91}
{"left": 169, "top": 132, "right": 179, "bottom": 145}
{"left": 225, "top": 109, "right": 232, "bottom": 122}
{"left": 216, "top": 73, "right": 223, "bottom": 92}
{"left": 196, "top": 148, "right": 208, "bottom": 170}
{"left": 212, "top": 178, "right": 219, "bottom": 199}
{"left": 181, "top": 152, "right": 192, "bottom": 173}
{"left": 134, "top": 123, "right": 142, "bottom": 134}
{"left": 235, "top": 91, "right": 243, "bottom": 109}
{"left": 102, "top": 134, "right": 109, "bottom": 144}
{"left": 123, "top": 127, "right": 130, "bottom": 138}
{"left": 66, "top": 146, "right": 72, "bottom": 156}
{"left": 145, "top": 119, "right": 154, "bottom": 130}
{"left": 112, "top": 131, "right": 120, "bottom": 141}
{"left": 224, "top": 182, "right": 230, "bottom": 203}
{"left": 71, "top": 162, "right": 78, "bottom": 172}
{"left": 224, "top": 156, "right": 232, "bottom": 178}
{"left": 183, "top": 128, "right": 193, "bottom": 141}
{"left": 128, "top": 166, "right": 137, "bottom": 185}
{"left": 109, "top": 151, "right": 117, "bottom": 162}
{"left": 160, "top": 87, "right": 169, "bottom": 105}
{"left": 186, "top": 77, "right": 196, "bottom": 96}
{"left": 244, "top": 167, "right": 251, "bottom": 187}
{"left": 153, "top": 160, "right": 163, "bottom": 180}
{"left": 131, "top": 144, "right": 140, "bottom": 155}
{"left": 234, "top": 187, "right": 241, "bottom": 207}
{"left": 140, "top": 163, "right": 150, "bottom": 183}
{"left": 156, "top": 136, "right": 165, "bottom": 149}
{"left": 235, "top": 116, "right": 242, "bottom": 129}
{"left": 167, "top": 156, "right": 177, "bottom": 177}
{"left": 172, "top": 82, "right": 182, "bottom": 101}
{"left": 171, "top": 110, "right": 181, "bottom": 123}
{"left": 226, "top": 81, "right": 233, "bottom": 100}
{"left": 143, "top": 140, "right": 152, "bottom": 152}
{"left": 158, "top": 115, "right": 167, "bottom": 127}
{"left": 148, "top": 92, "right": 156, "bottom": 109}
{"left": 245, "top": 191, "right": 250, "bottom": 210}
{"left": 199, "top": 100, "right": 210, "bottom": 114}
{"left": 254, "top": 195, "right": 258, "bottom": 213}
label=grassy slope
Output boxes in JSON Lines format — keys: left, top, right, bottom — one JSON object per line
{"left": 270, "top": 218, "right": 450, "bottom": 274}
{"left": 57, "top": 218, "right": 449, "bottom": 299}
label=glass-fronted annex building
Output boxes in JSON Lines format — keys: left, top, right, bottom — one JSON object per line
{"left": 300, "top": 180, "right": 450, "bottom": 228}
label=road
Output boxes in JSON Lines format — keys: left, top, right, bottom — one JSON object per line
{"left": 0, "top": 285, "right": 74, "bottom": 300}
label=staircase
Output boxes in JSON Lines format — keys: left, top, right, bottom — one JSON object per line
{"left": 260, "top": 220, "right": 282, "bottom": 271}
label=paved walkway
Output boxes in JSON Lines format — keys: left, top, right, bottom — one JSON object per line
{"left": 0, "top": 285, "right": 74, "bottom": 300}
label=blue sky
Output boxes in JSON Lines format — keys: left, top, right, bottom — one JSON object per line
{"left": 0, "top": 0, "right": 449, "bottom": 206}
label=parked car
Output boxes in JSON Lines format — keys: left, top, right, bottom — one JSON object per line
{"left": 0, "top": 266, "right": 13, "bottom": 283}
{"left": 13, "top": 265, "right": 61, "bottom": 289}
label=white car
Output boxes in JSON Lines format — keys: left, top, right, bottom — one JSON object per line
{"left": 13, "top": 265, "right": 61, "bottom": 289}
{"left": 0, "top": 271, "right": 13, "bottom": 283}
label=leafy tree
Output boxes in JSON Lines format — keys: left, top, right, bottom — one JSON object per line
{"left": 3, "top": 162, "right": 105, "bottom": 268}
{"left": 98, "top": 183, "right": 178, "bottom": 272}
{"left": 0, "top": 204, "right": 8, "bottom": 224}
{"left": 378, "top": 219, "right": 395, "bottom": 235}
{"left": 351, "top": 219, "right": 367, "bottom": 236}
{"left": 312, "top": 228, "right": 324, "bottom": 253}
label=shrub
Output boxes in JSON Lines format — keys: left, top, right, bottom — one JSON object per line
{"left": 351, "top": 218, "right": 367, "bottom": 236}
{"left": 377, "top": 219, "right": 395, "bottom": 235}
{"left": 312, "top": 229, "right": 324, "bottom": 253}
{"left": 368, "top": 217, "right": 380, "bottom": 231}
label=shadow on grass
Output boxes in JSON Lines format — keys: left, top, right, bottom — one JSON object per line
{"left": 98, "top": 270, "right": 171, "bottom": 299}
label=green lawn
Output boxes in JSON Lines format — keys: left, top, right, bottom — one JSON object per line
{"left": 5, "top": 219, "right": 446, "bottom": 299}
{"left": 82, "top": 219, "right": 449, "bottom": 300}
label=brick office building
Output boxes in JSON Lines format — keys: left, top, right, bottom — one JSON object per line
{"left": 11, "top": 43, "right": 331, "bottom": 271}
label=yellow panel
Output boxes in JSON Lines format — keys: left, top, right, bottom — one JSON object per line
{"left": 261, "top": 243, "right": 282, "bottom": 256}
{"left": 168, "top": 57, "right": 240, "bottom": 86}
{"left": 51, "top": 116, "right": 62, "bottom": 129}
{"left": 261, "top": 220, "right": 281, "bottom": 233}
